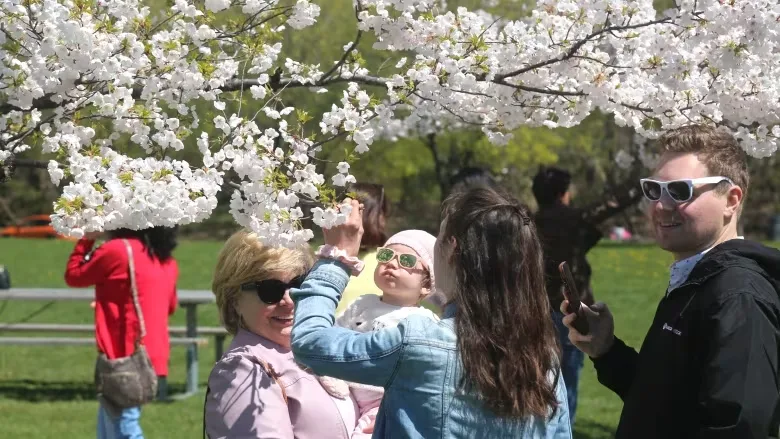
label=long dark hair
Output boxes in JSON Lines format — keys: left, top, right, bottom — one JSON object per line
{"left": 349, "top": 182, "right": 389, "bottom": 250}
{"left": 441, "top": 187, "right": 559, "bottom": 418}
{"left": 109, "top": 226, "right": 178, "bottom": 262}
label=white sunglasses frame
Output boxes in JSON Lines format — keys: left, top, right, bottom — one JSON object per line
{"left": 639, "top": 176, "right": 734, "bottom": 203}
{"left": 376, "top": 247, "right": 420, "bottom": 269}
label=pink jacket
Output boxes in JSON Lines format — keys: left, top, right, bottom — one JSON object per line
{"left": 204, "top": 329, "right": 359, "bottom": 439}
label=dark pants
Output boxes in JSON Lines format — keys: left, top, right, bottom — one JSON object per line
{"left": 552, "top": 310, "right": 585, "bottom": 426}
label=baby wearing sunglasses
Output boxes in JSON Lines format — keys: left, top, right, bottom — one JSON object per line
{"left": 318, "top": 230, "right": 440, "bottom": 438}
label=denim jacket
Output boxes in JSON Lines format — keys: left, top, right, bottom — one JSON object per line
{"left": 291, "top": 259, "right": 572, "bottom": 439}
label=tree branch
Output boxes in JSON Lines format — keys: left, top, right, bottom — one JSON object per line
{"left": 491, "top": 80, "right": 586, "bottom": 97}
{"left": 0, "top": 156, "right": 49, "bottom": 183}
{"left": 493, "top": 17, "right": 671, "bottom": 82}
{"left": 423, "top": 133, "right": 449, "bottom": 201}
{"left": 0, "top": 74, "right": 391, "bottom": 114}
{"left": 0, "top": 194, "right": 20, "bottom": 223}
{"left": 320, "top": 4, "right": 364, "bottom": 82}
{"left": 10, "top": 158, "right": 48, "bottom": 169}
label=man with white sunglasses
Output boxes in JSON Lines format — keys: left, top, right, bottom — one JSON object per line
{"left": 561, "top": 125, "right": 780, "bottom": 439}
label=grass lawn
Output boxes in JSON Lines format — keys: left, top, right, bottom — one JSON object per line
{"left": 1, "top": 237, "right": 772, "bottom": 438}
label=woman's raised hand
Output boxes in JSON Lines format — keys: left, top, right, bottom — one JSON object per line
{"left": 322, "top": 199, "right": 364, "bottom": 257}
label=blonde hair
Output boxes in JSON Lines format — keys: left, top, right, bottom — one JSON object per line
{"left": 212, "top": 229, "right": 313, "bottom": 334}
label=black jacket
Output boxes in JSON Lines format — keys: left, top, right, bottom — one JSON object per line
{"left": 535, "top": 203, "right": 602, "bottom": 306}
{"left": 535, "top": 186, "right": 642, "bottom": 307}
{"left": 594, "top": 239, "right": 780, "bottom": 439}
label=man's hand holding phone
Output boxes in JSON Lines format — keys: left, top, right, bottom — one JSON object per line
{"left": 558, "top": 261, "right": 616, "bottom": 359}
{"left": 560, "top": 300, "right": 616, "bottom": 359}
{"left": 558, "top": 262, "right": 590, "bottom": 335}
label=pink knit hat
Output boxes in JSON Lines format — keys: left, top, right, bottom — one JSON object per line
{"left": 383, "top": 230, "right": 437, "bottom": 294}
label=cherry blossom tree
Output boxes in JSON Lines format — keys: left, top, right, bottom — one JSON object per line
{"left": 1, "top": 0, "right": 778, "bottom": 245}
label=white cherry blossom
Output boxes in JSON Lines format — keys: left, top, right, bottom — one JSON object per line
{"left": 0, "top": 0, "right": 778, "bottom": 246}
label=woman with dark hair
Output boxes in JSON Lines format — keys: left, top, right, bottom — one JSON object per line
{"left": 352, "top": 182, "right": 389, "bottom": 248}
{"left": 64, "top": 227, "right": 179, "bottom": 439}
{"left": 336, "top": 182, "right": 391, "bottom": 314}
{"left": 290, "top": 187, "right": 571, "bottom": 438}
{"left": 107, "top": 227, "right": 179, "bottom": 261}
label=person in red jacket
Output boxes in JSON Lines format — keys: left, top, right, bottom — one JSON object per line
{"left": 65, "top": 227, "right": 179, "bottom": 439}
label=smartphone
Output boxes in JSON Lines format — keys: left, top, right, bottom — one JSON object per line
{"left": 558, "top": 261, "right": 590, "bottom": 335}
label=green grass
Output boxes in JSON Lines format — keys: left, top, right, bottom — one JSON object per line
{"left": 2, "top": 238, "right": 773, "bottom": 438}
{"left": 0, "top": 238, "right": 225, "bottom": 438}
{"left": 572, "top": 243, "right": 671, "bottom": 438}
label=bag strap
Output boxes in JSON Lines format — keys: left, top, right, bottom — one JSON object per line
{"left": 258, "top": 358, "right": 288, "bottom": 404}
{"left": 121, "top": 239, "right": 146, "bottom": 343}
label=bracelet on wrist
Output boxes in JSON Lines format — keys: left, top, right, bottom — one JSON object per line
{"left": 315, "top": 245, "right": 365, "bottom": 276}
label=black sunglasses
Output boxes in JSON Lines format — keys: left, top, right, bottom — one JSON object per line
{"left": 240, "top": 275, "right": 306, "bottom": 304}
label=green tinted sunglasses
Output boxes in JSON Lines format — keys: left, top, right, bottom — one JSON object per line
{"left": 376, "top": 247, "right": 418, "bottom": 268}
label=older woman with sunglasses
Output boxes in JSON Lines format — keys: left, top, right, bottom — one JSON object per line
{"left": 203, "top": 229, "right": 361, "bottom": 439}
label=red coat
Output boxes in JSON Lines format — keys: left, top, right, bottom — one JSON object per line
{"left": 65, "top": 237, "right": 178, "bottom": 376}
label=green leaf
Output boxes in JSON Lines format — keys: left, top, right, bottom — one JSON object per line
{"left": 119, "top": 171, "right": 134, "bottom": 184}
{"left": 152, "top": 169, "right": 174, "bottom": 181}
{"left": 296, "top": 109, "right": 312, "bottom": 125}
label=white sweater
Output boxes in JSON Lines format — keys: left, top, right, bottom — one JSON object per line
{"left": 336, "top": 294, "right": 440, "bottom": 331}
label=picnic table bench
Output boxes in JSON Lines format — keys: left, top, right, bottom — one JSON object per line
{"left": 0, "top": 288, "right": 229, "bottom": 398}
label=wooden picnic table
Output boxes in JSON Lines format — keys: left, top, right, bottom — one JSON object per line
{"left": 0, "top": 288, "right": 218, "bottom": 396}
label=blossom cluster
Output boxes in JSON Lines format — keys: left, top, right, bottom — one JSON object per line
{"left": 1, "top": 0, "right": 777, "bottom": 244}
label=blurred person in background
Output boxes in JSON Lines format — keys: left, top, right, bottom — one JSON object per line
{"left": 447, "top": 166, "right": 499, "bottom": 196}
{"left": 533, "top": 166, "right": 639, "bottom": 426}
{"left": 65, "top": 227, "right": 179, "bottom": 439}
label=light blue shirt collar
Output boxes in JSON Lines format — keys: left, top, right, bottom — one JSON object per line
{"left": 666, "top": 237, "right": 744, "bottom": 295}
